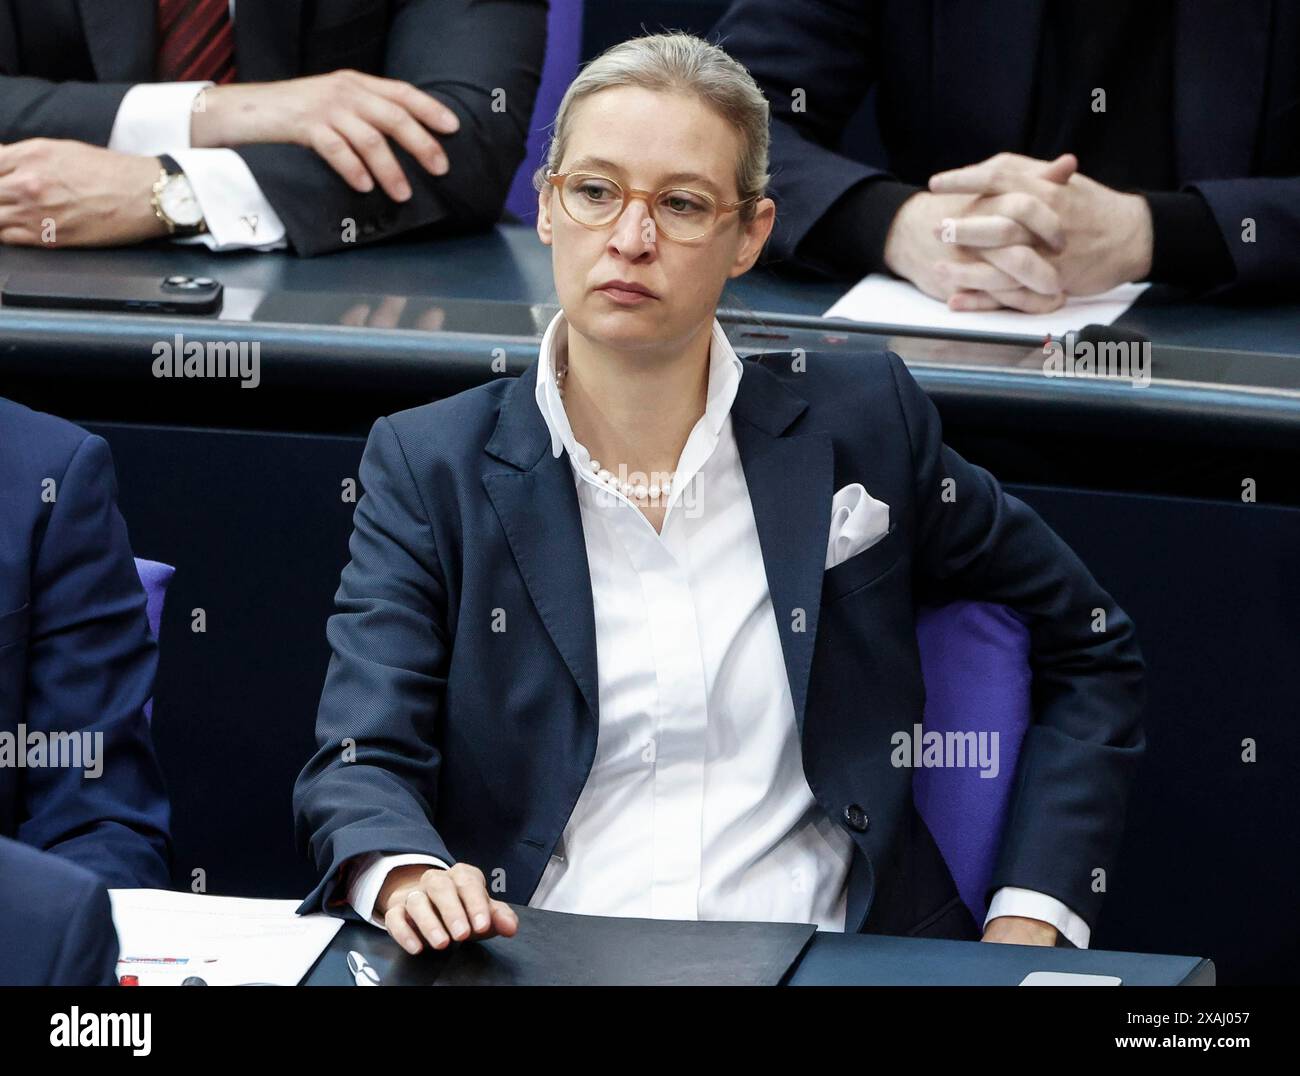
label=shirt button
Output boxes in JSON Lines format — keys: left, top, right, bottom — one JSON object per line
{"left": 842, "top": 803, "right": 869, "bottom": 832}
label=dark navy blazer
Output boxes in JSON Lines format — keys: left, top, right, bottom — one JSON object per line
{"left": 0, "top": 835, "right": 119, "bottom": 986}
{"left": 0, "top": 398, "right": 171, "bottom": 890}
{"left": 715, "top": 0, "right": 1300, "bottom": 290}
{"left": 295, "top": 350, "right": 1145, "bottom": 938}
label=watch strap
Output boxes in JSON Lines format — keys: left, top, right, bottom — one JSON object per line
{"left": 152, "top": 155, "right": 207, "bottom": 236}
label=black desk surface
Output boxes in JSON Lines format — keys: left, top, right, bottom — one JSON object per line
{"left": 3, "top": 227, "right": 1298, "bottom": 445}
{"left": 302, "top": 918, "right": 1214, "bottom": 987}
{"left": 1, "top": 224, "right": 1297, "bottom": 356}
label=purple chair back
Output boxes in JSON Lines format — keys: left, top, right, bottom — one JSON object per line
{"left": 504, "top": 0, "right": 585, "bottom": 221}
{"left": 133, "top": 557, "right": 175, "bottom": 723}
{"left": 912, "top": 601, "right": 1032, "bottom": 926}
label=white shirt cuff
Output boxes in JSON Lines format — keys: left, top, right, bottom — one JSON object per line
{"left": 347, "top": 852, "right": 450, "bottom": 928}
{"left": 168, "top": 148, "right": 289, "bottom": 250}
{"left": 107, "top": 81, "right": 211, "bottom": 154}
{"left": 985, "top": 886, "right": 1092, "bottom": 949}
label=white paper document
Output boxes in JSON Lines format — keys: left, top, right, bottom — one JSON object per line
{"left": 824, "top": 274, "right": 1149, "bottom": 338}
{"left": 108, "top": 888, "right": 343, "bottom": 986}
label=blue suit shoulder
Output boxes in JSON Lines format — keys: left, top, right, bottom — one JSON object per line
{"left": 743, "top": 347, "right": 917, "bottom": 426}
{"left": 381, "top": 374, "right": 519, "bottom": 469}
{"left": 0, "top": 396, "right": 100, "bottom": 491}
{"left": 0, "top": 836, "right": 120, "bottom": 986}
{"left": 746, "top": 347, "right": 902, "bottom": 391}
{"left": 372, "top": 354, "right": 912, "bottom": 467}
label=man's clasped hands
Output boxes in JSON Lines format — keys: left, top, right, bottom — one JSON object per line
{"left": 883, "top": 151, "right": 1154, "bottom": 313}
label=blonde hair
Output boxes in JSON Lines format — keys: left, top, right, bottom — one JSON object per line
{"left": 532, "top": 32, "right": 770, "bottom": 222}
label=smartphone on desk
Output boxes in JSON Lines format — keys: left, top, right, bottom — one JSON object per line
{"left": 1, "top": 272, "right": 223, "bottom": 315}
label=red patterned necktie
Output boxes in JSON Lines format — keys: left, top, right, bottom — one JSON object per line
{"left": 156, "top": 0, "right": 237, "bottom": 84}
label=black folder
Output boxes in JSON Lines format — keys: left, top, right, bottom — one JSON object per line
{"left": 316, "top": 905, "right": 817, "bottom": 986}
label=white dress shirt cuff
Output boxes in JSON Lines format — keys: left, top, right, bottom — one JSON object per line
{"left": 107, "top": 81, "right": 211, "bottom": 154}
{"left": 168, "top": 148, "right": 289, "bottom": 250}
{"left": 985, "top": 886, "right": 1091, "bottom": 949}
{"left": 347, "top": 852, "right": 450, "bottom": 928}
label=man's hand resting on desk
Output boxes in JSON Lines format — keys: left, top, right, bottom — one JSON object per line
{"left": 928, "top": 151, "right": 1154, "bottom": 307}
{"left": 0, "top": 140, "right": 169, "bottom": 247}
{"left": 883, "top": 153, "right": 1077, "bottom": 314}
{"left": 190, "top": 72, "right": 460, "bottom": 204}
{"left": 982, "top": 916, "right": 1059, "bottom": 946}
{"left": 377, "top": 862, "right": 519, "bottom": 955}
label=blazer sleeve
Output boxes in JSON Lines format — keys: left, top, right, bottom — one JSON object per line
{"left": 294, "top": 416, "right": 457, "bottom": 918}
{"left": 50, "top": 875, "right": 121, "bottom": 987}
{"left": 0, "top": 837, "right": 120, "bottom": 987}
{"left": 886, "top": 353, "right": 1145, "bottom": 929}
{"left": 713, "top": 0, "right": 889, "bottom": 267}
{"left": 0, "top": 4, "right": 133, "bottom": 143}
{"left": 233, "top": 0, "right": 548, "bottom": 256}
{"left": 18, "top": 434, "right": 172, "bottom": 891}
{"left": 1187, "top": 176, "right": 1300, "bottom": 291}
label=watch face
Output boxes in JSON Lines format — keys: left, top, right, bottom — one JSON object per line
{"left": 160, "top": 175, "right": 204, "bottom": 227}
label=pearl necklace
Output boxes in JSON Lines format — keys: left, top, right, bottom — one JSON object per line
{"left": 555, "top": 358, "right": 676, "bottom": 504}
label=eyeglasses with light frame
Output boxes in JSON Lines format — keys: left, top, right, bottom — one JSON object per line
{"left": 546, "top": 170, "right": 758, "bottom": 242}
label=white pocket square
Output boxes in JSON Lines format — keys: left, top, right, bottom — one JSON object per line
{"left": 825, "top": 483, "right": 891, "bottom": 570}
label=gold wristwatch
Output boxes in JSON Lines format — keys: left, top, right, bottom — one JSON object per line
{"left": 151, "top": 154, "right": 207, "bottom": 236}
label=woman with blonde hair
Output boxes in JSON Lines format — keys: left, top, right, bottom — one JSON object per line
{"left": 295, "top": 33, "right": 1143, "bottom": 958}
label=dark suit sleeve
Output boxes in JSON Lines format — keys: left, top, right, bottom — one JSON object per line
{"left": 713, "top": 0, "right": 889, "bottom": 270}
{"left": 1142, "top": 190, "right": 1235, "bottom": 291}
{"left": 294, "top": 417, "right": 456, "bottom": 918}
{"left": 0, "top": 4, "right": 134, "bottom": 142}
{"left": 49, "top": 878, "right": 121, "bottom": 987}
{"left": 18, "top": 434, "right": 172, "bottom": 890}
{"left": 799, "top": 177, "right": 922, "bottom": 279}
{"left": 0, "top": 837, "right": 120, "bottom": 986}
{"left": 1147, "top": 1, "right": 1300, "bottom": 295}
{"left": 234, "top": 0, "right": 547, "bottom": 256}
{"left": 886, "top": 354, "right": 1145, "bottom": 929}
{"left": 1184, "top": 176, "right": 1300, "bottom": 291}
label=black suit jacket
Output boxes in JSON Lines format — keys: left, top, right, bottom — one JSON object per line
{"left": 294, "top": 350, "right": 1145, "bottom": 938}
{"left": 714, "top": 0, "right": 1300, "bottom": 290}
{"left": 0, "top": 0, "right": 547, "bottom": 255}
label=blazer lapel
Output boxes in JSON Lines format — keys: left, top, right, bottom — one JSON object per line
{"left": 482, "top": 360, "right": 601, "bottom": 726}
{"left": 931, "top": 0, "right": 1044, "bottom": 169}
{"left": 730, "top": 360, "right": 834, "bottom": 740}
{"left": 76, "top": 0, "right": 157, "bottom": 81}
{"left": 480, "top": 355, "right": 834, "bottom": 741}
{"left": 1173, "top": 0, "right": 1270, "bottom": 180}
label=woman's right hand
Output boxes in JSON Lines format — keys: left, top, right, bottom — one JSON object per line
{"left": 378, "top": 862, "right": 519, "bottom": 954}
